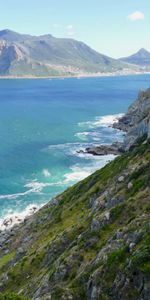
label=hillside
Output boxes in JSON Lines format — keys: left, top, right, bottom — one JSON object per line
{"left": 120, "top": 48, "right": 150, "bottom": 66}
{"left": 0, "top": 89, "right": 150, "bottom": 299}
{"left": 0, "top": 29, "right": 126, "bottom": 77}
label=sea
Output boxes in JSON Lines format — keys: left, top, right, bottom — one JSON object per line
{"left": 0, "top": 75, "right": 150, "bottom": 227}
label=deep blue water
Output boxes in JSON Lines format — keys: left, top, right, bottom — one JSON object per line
{"left": 0, "top": 75, "right": 150, "bottom": 222}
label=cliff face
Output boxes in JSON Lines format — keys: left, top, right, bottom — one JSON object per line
{"left": 114, "top": 87, "right": 150, "bottom": 150}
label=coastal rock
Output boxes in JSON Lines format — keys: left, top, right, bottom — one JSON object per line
{"left": 78, "top": 142, "right": 124, "bottom": 157}
{"left": 113, "top": 87, "right": 150, "bottom": 150}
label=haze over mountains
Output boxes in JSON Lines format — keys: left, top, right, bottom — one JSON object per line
{"left": 0, "top": 29, "right": 149, "bottom": 77}
{"left": 120, "top": 48, "right": 150, "bottom": 66}
{"left": 0, "top": 29, "right": 124, "bottom": 77}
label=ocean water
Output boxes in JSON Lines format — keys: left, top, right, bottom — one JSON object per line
{"left": 0, "top": 75, "right": 150, "bottom": 223}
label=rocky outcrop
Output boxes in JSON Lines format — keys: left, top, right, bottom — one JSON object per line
{"left": 82, "top": 87, "right": 150, "bottom": 157}
{"left": 77, "top": 142, "right": 124, "bottom": 156}
{"left": 113, "top": 87, "right": 150, "bottom": 150}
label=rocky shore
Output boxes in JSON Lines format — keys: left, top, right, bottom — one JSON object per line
{"left": 77, "top": 142, "right": 124, "bottom": 156}
{"left": 79, "top": 87, "right": 150, "bottom": 157}
{"left": 113, "top": 88, "right": 150, "bottom": 150}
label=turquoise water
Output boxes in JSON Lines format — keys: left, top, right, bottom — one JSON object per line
{"left": 0, "top": 75, "right": 150, "bottom": 221}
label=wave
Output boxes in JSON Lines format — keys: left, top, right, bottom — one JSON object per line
{"left": 42, "top": 169, "right": 51, "bottom": 178}
{"left": 0, "top": 179, "right": 64, "bottom": 201}
{"left": 75, "top": 131, "right": 103, "bottom": 142}
{"left": 63, "top": 154, "right": 116, "bottom": 184}
{"left": 78, "top": 113, "right": 124, "bottom": 129}
{"left": 64, "top": 165, "right": 91, "bottom": 182}
{"left": 43, "top": 142, "right": 100, "bottom": 156}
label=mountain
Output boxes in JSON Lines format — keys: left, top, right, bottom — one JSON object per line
{"left": 0, "top": 29, "right": 126, "bottom": 77}
{"left": 120, "top": 48, "right": 150, "bottom": 66}
{"left": 0, "top": 88, "right": 149, "bottom": 299}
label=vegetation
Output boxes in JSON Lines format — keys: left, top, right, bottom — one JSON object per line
{"left": 0, "top": 293, "right": 28, "bottom": 300}
{"left": 0, "top": 140, "right": 149, "bottom": 299}
{"left": 0, "top": 29, "right": 128, "bottom": 77}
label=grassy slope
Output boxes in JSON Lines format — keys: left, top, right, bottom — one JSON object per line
{"left": 0, "top": 139, "right": 149, "bottom": 299}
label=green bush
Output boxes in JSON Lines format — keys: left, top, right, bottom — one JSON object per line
{"left": 0, "top": 293, "right": 29, "bottom": 300}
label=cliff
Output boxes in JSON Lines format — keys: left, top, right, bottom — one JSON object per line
{"left": 113, "top": 87, "right": 150, "bottom": 150}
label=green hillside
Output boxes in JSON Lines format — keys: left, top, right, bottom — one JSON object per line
{"left": 0, "top": 137, "right": 149, "bottom": 299}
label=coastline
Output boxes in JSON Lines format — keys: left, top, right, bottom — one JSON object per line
{"left": 0, "top": 115, "right": 124, "bottom": 232}
{"left": 0, "top": 154, "right": 117, "bottom": 232}
{"left": 0, "top": 70, "right": 150, "bottom": 79}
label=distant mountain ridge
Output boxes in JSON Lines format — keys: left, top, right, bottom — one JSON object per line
{"left": 120, "top": 48, "right": 150, "bottom": 66}
{"left": 0, "top": 29, "right": 126, "bottom": 77}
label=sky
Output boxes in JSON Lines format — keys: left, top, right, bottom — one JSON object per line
{"left": 0, "top": 0, "right": 150, "bottom": 58}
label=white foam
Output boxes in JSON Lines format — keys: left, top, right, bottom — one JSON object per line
{"left": 0, "top": 179, "right": 64, "bottom": 201}
{"left": 64, "top": 166, "right": 91, "bottom": 182}
{"left": 75, "top": 131, "right": 102, "bottom": 140}
{"left": 42, "top": 169, "right": 51, "bottom": 178}
{"left": 78, "top": 113, "right": 124, "bottom": 129}
{"left": 75, "top": 132, "right": 89, "bottom": 141}
{"left": 0, "top": 203, "right": 43, "bottom": 231}
{"left": 63, "top": 154, "right": 116, "bottom": 184}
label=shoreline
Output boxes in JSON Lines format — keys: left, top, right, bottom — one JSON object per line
{"left": 0, "top": 115, "right": 124, "bottom": 232}
{"left": 0, "top": 154, "right": 117, "bottom": 232}
{"left": 0, "top": 70, "right": 150, "bottom": 80}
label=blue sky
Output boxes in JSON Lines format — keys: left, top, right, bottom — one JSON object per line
{"left": 0, "top": 0, "right": 150, "bottom": 58}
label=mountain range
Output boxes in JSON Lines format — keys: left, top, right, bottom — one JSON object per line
{"left": 0, "top": 29, "right": 150, "bottom": 77}
{"left": 0, "top": 29, "right": 127, "bottom": 77}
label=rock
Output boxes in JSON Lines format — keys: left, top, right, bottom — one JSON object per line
{"left": 91, "top": 286, "right": 98, "bottom": 299}
{"left": 91, "top": 219, "right": 100, "bottom": 232}
{"left": 116, "top": 230, "right": 123, "bottom": 239}
{"left": 17, "top": 247, "right": 25, "bottom": 256}
{"left": 129, "top": 242, "right": 136, "bottom": 251}
{"left": 47, "top": 198, "right": 59, "bottom": 207}
{"left": 89, "top": 196, "right": 99, "bottom": 212}
{"left": 114, "top": 87, "right": 150, "bottom": 150}
{"left": 128, "top": 182, "right": 133, "bottom": 189}
{"left": 77, "top": 142, "right": 123, "bottom": 157}
{"left": 105, "top": 196, "right": 124, "bottom": 209}
{"left": 104, "top": 211, "right": 110, "bottom": 221}
{"left": 118, "top": 176, "right": 125, "bottom": 183}
{"left": 85, "top": 238, "right": 98, "bottom": 249}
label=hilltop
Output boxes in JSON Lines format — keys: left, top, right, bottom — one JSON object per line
{"left": 120, "top": 48, "right": 150, "bottom": 66}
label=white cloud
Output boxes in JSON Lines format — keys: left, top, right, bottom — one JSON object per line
{"left": 127, "top": 11, "right": 145, "bottom": 21}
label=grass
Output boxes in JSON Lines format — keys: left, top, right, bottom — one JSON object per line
{"left": 0, "top": 252, "right": 15, "bottom": 271}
